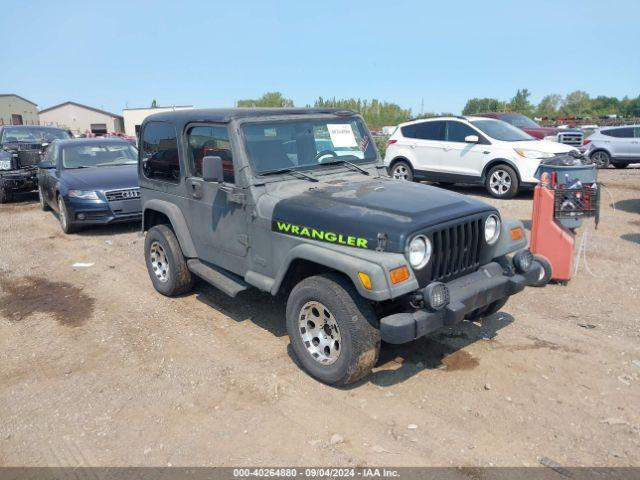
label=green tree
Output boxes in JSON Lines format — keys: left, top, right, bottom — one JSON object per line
{"left": 508, "top": 89, "right": 534, "bottom": 116}
{"left": 561, "top": 90, "right": 591, "bottom": 117}
{"left": 236, "top": 92, "right": 294, "bottom": 108}
{"left": 536, "top": 94, "right": 562, "bottom": 118}
{"left": 313, "top": 97, "right": 411, "bottom": 129}
{"left": 462, "top": 98, "right": 505, "bottom": 115}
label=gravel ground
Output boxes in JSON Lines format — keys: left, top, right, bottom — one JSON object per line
{"left": 0, "top": 168, "right": 639, "bottom": 467}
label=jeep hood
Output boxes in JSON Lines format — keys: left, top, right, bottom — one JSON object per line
{"left": 269, "top": 178, "right": 495, "bottom": 253}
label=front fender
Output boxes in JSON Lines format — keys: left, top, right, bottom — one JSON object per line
{"left": 271, "top": 242, "right": 419, "bottom": 301}
{"left": 493, "top": 218, "right": 528, "bottom": 258}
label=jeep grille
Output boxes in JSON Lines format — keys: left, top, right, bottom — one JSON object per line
{"left": 105, "top": 188, "right": 140, "bottom": 201}
{"left": 429, "top": 218, "right": 483, "bottom": 282}
{"left": 557, "top": 132, "right": 583, "bottom": 147}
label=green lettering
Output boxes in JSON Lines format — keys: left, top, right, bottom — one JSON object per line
{"left": 325, "top": 232, "right": 337, "bottom": 242}
{"left": 356, "top": 238, "right": 368, "bottom": 248}
{"left": 311, "top": 229, "right": 324, "bottom": 240}
{"left": 276, "top": 221, "right": 291, "bottom": 232}
{"left": 291, "top": 225, "right": 300, "bottom": 235}
{"left": 347, "top": 236, "right": 356, "bottom": 246}
{"left": 300, "top": 227, "right": 310, "bottom": 237}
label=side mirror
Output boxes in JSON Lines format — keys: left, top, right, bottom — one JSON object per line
{"left": 202, "top": 156, "right": 224, "bottom": 182}
{"left": 464, "top": 135, "right": 479, "bottom": 143}
{"left": 38, "top": 160, "right": 55, "bottom": 169}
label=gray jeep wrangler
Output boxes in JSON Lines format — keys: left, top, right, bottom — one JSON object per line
{"left": 139, "top": 108, "right": 543, "bottom": 385}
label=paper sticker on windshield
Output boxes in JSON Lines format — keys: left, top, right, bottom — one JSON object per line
{"left": 327, "top": 124, "right": 358, "bottom": 148}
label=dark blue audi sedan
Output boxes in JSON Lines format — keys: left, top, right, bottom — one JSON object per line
{"left": 37, "top": 138, "right": 141, "bottom": 233}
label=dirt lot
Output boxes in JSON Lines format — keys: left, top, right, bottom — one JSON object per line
{"left": 1, "top": 168, "right": 639, "bottom": 467}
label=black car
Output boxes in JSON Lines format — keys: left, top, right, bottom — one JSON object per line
{"left": 37, "top": 138, "right": 141, "bottom": 233}
{"left": 0, "top": 125, "right": 72, "bottom": 203}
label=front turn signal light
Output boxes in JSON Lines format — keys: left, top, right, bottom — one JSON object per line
{"left": 511, "top": 227, "right": 524, "bottom": 241}
{"left": 389, "top": 266, "right": 410, "bottom": 284}
{"left": 358, "top": 272, "right": 372, "bottom": 290}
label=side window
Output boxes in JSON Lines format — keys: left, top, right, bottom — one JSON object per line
{"left": 602, "top": 128, "right": 634, "bottom": 138}
{"left": 401, "top": 121, "right": 445, "bottom": 141}
{"left": 187, "top": 125, "right": 235, "bottom": 183}
{"left": 141, "top": 121, "right": 180, "bottom": 183}
{"left": 446, "top": 121, "right": 479, "bottom": 142}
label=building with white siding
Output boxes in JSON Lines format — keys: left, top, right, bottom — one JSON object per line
{"left": 122, "top": 105, "right": 193, "bottom": 138}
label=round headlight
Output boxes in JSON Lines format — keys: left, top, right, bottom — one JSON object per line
{"left": 408, "top": 235, "right": 432, "bottom": 269}
{"left": 484, "top": 214, "right": 501, "bottom": 245}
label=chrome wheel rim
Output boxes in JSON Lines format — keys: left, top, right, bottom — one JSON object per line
{"left": 489, "top": 170, "right": 512, "bottom": 196}
{"left": 58, "top": 197, "right": 67, "bottom": 229}
{"left": 592, "top": 151, "right": 608, "bottom": 167}
{"left": 298, "top": 301, "right": 341, "bottom": 365}
{"left": 393, "top": 164, "right": 409, "bottom": 180}
{"left": 149, "top": 241, "right": 169, "bottom": 283}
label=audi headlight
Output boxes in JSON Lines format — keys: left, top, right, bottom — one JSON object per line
{"left": 68, "top": 190, "right": 99, "bottom": 200}
{"left": 0, "top": 160, "right": 11, "bottom": 170}
{"left": 484, "top": 214, "right": 501, "bottom": 245}
{"left": 514, "top": 148, "right": 554, "bottom": 159}
{"left": 407, "top": 235, "right": 432, "bottom": 269}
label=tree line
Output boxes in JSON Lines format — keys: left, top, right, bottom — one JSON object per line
{"left": 462, "top": 89, "right": 640, "bottom": 119}
{"left": 234, "top": 90, "right": 640, "bottom": 129}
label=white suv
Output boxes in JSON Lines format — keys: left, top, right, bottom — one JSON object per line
{"left": 384, "top": 116, "right": 577, "bottom": 198}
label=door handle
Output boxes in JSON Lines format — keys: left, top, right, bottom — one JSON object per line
{"left": 483, "top": 150, "right": 490, "bottom": 154}
{"left": 189, "top": 180, "right": 202, "bottom": 199}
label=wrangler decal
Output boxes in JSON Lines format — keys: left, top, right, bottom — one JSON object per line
{"left": 273, "top": 220, "right": 368, "bottom": 249}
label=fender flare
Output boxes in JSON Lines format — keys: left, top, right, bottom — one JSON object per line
{"left": 143, "top": 199, "right": 197, "bottom": 258}
{"left": 270, "top": 243, "right": 412, "bottom": 301}
{"left": 482, "top": 158, "right": 522, "bottom": 183}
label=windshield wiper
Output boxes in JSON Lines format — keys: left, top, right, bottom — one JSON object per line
{"left": 319, "top": 159, "right": 369, "bottom": 175}
{"left": 259, "top": 168, "right": 318, "bottom": 182}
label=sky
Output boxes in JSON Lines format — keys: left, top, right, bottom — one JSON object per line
{"left": 2, "top": 0, "right": 639, "bottom": 116}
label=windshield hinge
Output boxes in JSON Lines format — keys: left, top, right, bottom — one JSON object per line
{"left": 376, "top": 233, "right": 388, "bottom": 252}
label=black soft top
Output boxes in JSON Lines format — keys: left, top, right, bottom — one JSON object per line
{"left": 145, "top": 108, "right": 356, "bottom": 128}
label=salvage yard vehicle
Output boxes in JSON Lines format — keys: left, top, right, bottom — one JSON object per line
{"left": 0, "top": 125, "right": 72, "bottom": 203}
{"left": 385, "top": 116, "right": 578, "bottom": 199}
{"left": 37, "top": 138, "right": 141, "bottom": 233}
{"left": 585, "top": 125, "right": 640, "bottom": 169}
{"left": 477, "top": 112, "right": 584, "bottom": 147}
{"left": 139, "top": 108, "right": 543, "bottom": 385}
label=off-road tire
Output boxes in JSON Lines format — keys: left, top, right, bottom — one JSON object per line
{"left": 144, "top": 224, "right": 193, "bottom": 296}
{"left": 612, "top": 163, "right": 629, "bottom": 169}
{"left": 286, "top": 273, "right": 381, "bottom": 386}
{"left": 530, "top": 255, "right": 552, "bottom": 287}
{"left": 38, "top": 185, "right": 50, "bottom": 211}
{"left": 0, "top": 186, "right": 12, "bottom": 204}
{"left": 58, "top": 196, "right": 79, "bottom": 234}
{"left": 485, "top": 164, "right": 519, "bottom": 199}
{"left": 390, "top": 160, "right": 414, "bottom": 182}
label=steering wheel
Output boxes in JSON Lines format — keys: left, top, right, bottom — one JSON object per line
{"left": 315, "top": 150, "right": 338, "bottom": 163}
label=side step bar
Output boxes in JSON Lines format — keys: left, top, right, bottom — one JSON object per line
{"left": 186, "top": 259, "right": 249, "bottom": 297}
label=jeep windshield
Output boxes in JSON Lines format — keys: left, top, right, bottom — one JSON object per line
{"left": 1, "top": 127, "right": 71, "bottom": 143}
{"left": 498, "top": 113, "right": 540, "bottom": 129}
{"left": 62, "top": 143, "right": 138, "bottom": 169}
{"left": 470, "top": 119, "right": 535, "bottom": 142}
{"left": 243, "top": 118, "right": 377, "bottom": 175}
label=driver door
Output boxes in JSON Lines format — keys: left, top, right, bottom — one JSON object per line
{"left": 184, "top": 124, "right": 249, "bottom": 275}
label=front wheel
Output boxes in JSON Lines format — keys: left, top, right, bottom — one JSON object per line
{"left": 144, "top": 224, "right": 193, "bottom": 296}
{"left": 590, "top": 150, "right": 610, "bottom": 169}
{"left": 390, "top": 160, "right": 414, "bottom": 182}
{"left": 58, "top": 196, "right": 78, "bottom": 234}
{"left": 485, "top": 164, "right": 519, "bottom": 199}
{"left": 286, "top": 273, "right": 381, "bottom": 386}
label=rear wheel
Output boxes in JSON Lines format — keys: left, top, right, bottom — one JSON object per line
{"left": 612, "top": 162, "right": 629, "bottom": 169}
{"left": 390, "top": 160, "right": 414, "bottom": 182}
{"left": 486, "top": 164, "right": 519, "bottom": 199}
{"left": 591, "top": 150, "right": 610, "bottom": 169}
{"left": 144, "top": 224, "right": 193, "bottom": 296}
{"left": 286, "top": 273, "right": 380, "bottom": 386}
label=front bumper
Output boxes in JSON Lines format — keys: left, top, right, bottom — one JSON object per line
{"left": 66, "top": 198, "right": 141, "bottom": 225}
{"left": 0, "top": 169, "right": 38, "bottom": 191}
{"left": 380, "top": 258, "right": 542, "bottom": 344}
